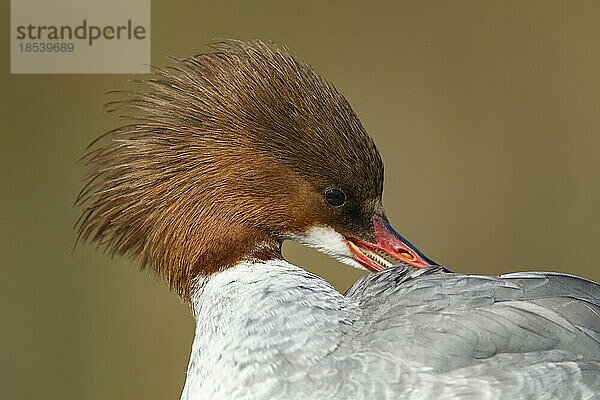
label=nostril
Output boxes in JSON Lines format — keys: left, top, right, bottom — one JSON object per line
{"left": 397, "top": 249, "right": 415, "bottom": 261}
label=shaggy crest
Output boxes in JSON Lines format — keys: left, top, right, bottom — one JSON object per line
{"left": 76, "top": 40, "right": 383, "bottom": 300}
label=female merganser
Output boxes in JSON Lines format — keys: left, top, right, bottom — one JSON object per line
{"left": 77, "top": 40, "right": 600, "bottom": 399}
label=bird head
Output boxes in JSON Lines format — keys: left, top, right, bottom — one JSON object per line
{"left": 77, "top": 40, "right": 436, "bottom": 301}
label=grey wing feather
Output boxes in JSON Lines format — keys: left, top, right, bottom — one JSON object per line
{"left": 343, "top": 266, "right": 600, "bottom": 399}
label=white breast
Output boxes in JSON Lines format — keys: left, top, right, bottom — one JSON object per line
{"left": 180, "top": 259, "right": 357, "bottom": 400}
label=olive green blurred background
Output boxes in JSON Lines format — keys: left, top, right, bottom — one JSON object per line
{"left": 2, "top": 1, "right": 599, "bottom": 399}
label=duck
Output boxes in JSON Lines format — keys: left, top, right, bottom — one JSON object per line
{"left": 77, "top": 40, "right": 600, "bottom": 399}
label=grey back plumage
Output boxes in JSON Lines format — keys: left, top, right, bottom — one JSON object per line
{"left": 183, "top": 261, "right": 600, "bottom": 400}
{"left": 342, "top": 267, "right": 600, "bottom": 399}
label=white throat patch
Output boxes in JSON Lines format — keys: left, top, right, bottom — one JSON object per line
{"left": 287, "top": 226, "right": 366, "bottom": 271}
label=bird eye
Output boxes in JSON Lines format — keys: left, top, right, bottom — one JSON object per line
{"left": 325, "top": 188, "right": 346, "bottom": 207}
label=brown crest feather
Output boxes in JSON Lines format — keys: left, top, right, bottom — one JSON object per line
{"left": 76, "top": 40, "right": 383, "bottom": 301}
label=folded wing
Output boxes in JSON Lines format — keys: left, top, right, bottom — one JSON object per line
{"left": 343, "top": 267, "right": 600, "bottom": 399}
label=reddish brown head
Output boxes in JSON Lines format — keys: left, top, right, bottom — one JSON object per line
{"left": 76, "top": 40, "right": 436, "bottom": 301}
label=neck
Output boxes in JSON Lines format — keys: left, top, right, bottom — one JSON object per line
{"left": 180, "top": 259, "right": 357, "bottom": 400}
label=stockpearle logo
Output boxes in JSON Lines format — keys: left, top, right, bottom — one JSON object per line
{"left": 11, "top": 0, "right": 150, "bottom": 74}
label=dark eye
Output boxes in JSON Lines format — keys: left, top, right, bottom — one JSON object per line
{"left": 325, "top": 188, "right": 346, "bottom": 207}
